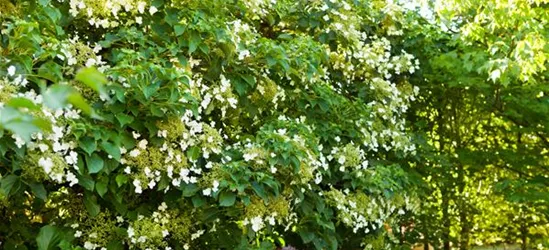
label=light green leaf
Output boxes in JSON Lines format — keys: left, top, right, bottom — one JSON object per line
{"left": 75, "top": 67, "right": 108, "bottom": 97}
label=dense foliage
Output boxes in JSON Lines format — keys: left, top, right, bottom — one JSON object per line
{"left": 0, "top": 0, "right": 421, "bottom": 249}
{"left": 1, "top": 0, "right": 548, "bottom": 249}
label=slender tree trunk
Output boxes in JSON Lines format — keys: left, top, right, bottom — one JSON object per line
{"left": 457, "top": 164, "right": 469, "bottom": 250}
{"left": 459, "top": 209, "right": 469, "bottom": 250}
{"left": 521, "top": 220, "right": 527, "bottom": 250}
{"left": 442, "top": 189, "right": 451, "bottom": 250}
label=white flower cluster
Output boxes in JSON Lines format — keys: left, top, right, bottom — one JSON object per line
{"left": 4, "top": 84, "right": 82, "bottom": 186}
{"left": 242, "top": 0, "right": 277, "bottom": 20}
{"left": 331, "top": 193, "right": 409, "bottom": 234}
{"left": 198, "top": 74, "right": 238, "bottom": 118}
{"left": 127, "top": 203, "right": 171, "bottom": 245}
{"left": 3, "top": 65, "right": 28, "bottom": 88}
{"left": 68, "top": 0, "right": 149, "bottom": 28}
{"left": 327, "top": 142, "right": 369, "bottom": 173}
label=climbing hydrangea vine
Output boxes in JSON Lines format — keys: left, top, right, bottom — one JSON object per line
{"left": 0, "top": 0, "right": 420, "bottom": 249}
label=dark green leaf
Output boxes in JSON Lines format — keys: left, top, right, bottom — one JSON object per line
{"left": 83, "top": 191, "right": 101, "bottom": 217}
{"left": 36, "top": 225, "right": 61, "bottom": 250}
{"left": 87, "top": 153, "right": 104, "bottom": 174}
{"left": 29, "top": 183, "right": 47, "bottom": 200}
{"left": 219, "top": 191, "right": 236, "bottom": 207}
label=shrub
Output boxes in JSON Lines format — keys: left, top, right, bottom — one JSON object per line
{"left": 0, "top": 0, "right": 419, "bottom": 249}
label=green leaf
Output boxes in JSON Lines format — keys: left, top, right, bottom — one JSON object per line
{"left": 233, "top": 78, "right": 248, "bottom": 96}
{"left": 219, "top": 191, "right": 236, "bottom": 207}
{"left": 83, "top": 191, "right": 101, "bottom": 217}
{"left": 42, "top": 84, "right": 72, "bottom": 110}
{"left": 75, "top": 67, "right": 108, "bottom": 98}
{"left": 143, "top": 82, "right": 160, "bottom": 100}
{"left": 36, "top": 225, "right": 61, "bottom": 250}
{"left": 299, "top": 230, "right": 315, "bottom": 243}
{"left": 79, "top": 137, "right": 97, "bottom": 155}
{"left": 189, "top": 31, "right": 201, "bottom": 54}
{"left": 38, "top": 61, "right": 62, "bottom": 82}
{"left": 241, "top": 74, "right": 256, "bottom": 86}
{"left": 38, "top": 0, "right": 51, "bottom": 6}
{"left": 101, "top": 141, "right": 121, "bottom": 161}
{"left": 67, "top": 92, "right": 96, "bottom": 118}
{"left": 192, "top": 196, "right": 205, "bottom": 207}
{"left": 78, "top": 174, "right": 95, "bottom": 191}
{"left": 106, "top": 240, "right": 125, "bottom": 250}
{"left": 29, "top": 183, "right": 47, "bottom": 200}
{"left": 96, "top": 178, "right": 108, "bottom": 198}
{"left": 115, "top": 174, "right": 128, "bottom": 187}
{"left": 3, "top": 121, "right": 41, "bottom": 142}
{"left": 1, "top": 174, "right": 20, "bottom": 196}
{"left": 115, "top": 113, "right": 134, "bottom": 127}
{"left": 7, "top": 97, "right": 40, "bottom": 111}
{"left": 251, "top": 182, "right": 268, "bottom": 201}
{"left": 183, "top": 183, "right": 199, "bottom": 197}
{"left": 186, "top": 146, "right": 200, "bottom": 160}
{"left": 87, "top": 153, "right": 104, "bottom": 174}
{"left": 174, "top": 24, "right": 186, "bottom": 36}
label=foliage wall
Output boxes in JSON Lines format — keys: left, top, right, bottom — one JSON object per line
{"left": 0, "top": 0, "right": 421, "bottom": 249}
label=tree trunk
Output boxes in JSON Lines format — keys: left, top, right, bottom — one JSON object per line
{"left": 521, "top": 220, "right": 528, "bottom": 250}
{"left": 459, "top": 209, "right": 469, "bottom": 250}
{"left": 442, "top": 189, "right": 451, "bottom": 250}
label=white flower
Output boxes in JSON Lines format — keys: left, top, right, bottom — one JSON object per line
{"left": 74, "top": 230, "right": 82, "bottom": 238}
{"left": 149, "top": 6, "right": 158, "bottom": 15}
{"left": 65, "top": 151, "right": 78, "bottom": 165}
{"left": 148, "top": 180, "right": 156, "bottom": 189}
{"left": 162, "top": 230, "right": 169, "bottom": 237}
{"left": 212, "top": 180, "right": 219, "bottom": 192}
{"left": 138, "top": 139, "right": 148, "bottom": 149}
{"left": 38, "top": 157, "right": 54, "bottom": 174}
{"left": 85, "top": 58, "right": 96, "bottom": 67}
{"left": 68, "top": 57, "right": 77, "bottom": 66}
{"left": 129, "top": 149, "right": 140, "bottom": 157}
{"left": 238, "top": 50, "right": 250, "bottom": 60}
{"left": 202, "top": 188, "right": 211, "bottom": 196}
{"left": 7, "top": 65, "right": 15, "bottom": 76}
{"left": 268, "top": 216, "right": 276, "bottom": 225}
{"left": 133, "top": 179, "right": 142, "bottom": 193}
{"left": 38, "top": 143, "right": 49, "bottom": 152}
{"left": 127, "top": 226, "right": 135, "bottom": 238}
{"left": 12, "top": 134, "right": 25, "bottom": 148}
{"left": 250, "top": 216, "right": 264, "bottom": 232}
{"left": 84, "top": 242, "right": 95, "bottom": 250}
{"left": 137, "top": 1, "right": 146, "bottom": 13}
{"left": 243, "top": 153, "right": 257, "bottom": 161}
{"left": 227, "top": 97, "right": 238, "bottom": 108}
{"left": 66, "top": 172, "right": 79, "bottom": 186}
{"left": 136, "top": 16, "right": 143, "bottom": 24}
{"left": 338, "top": 156, "right": 346, "bottom": 165}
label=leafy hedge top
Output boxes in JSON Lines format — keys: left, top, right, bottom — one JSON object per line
{"left": 0, "top": 0, "right": 420, "bottom": 249}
